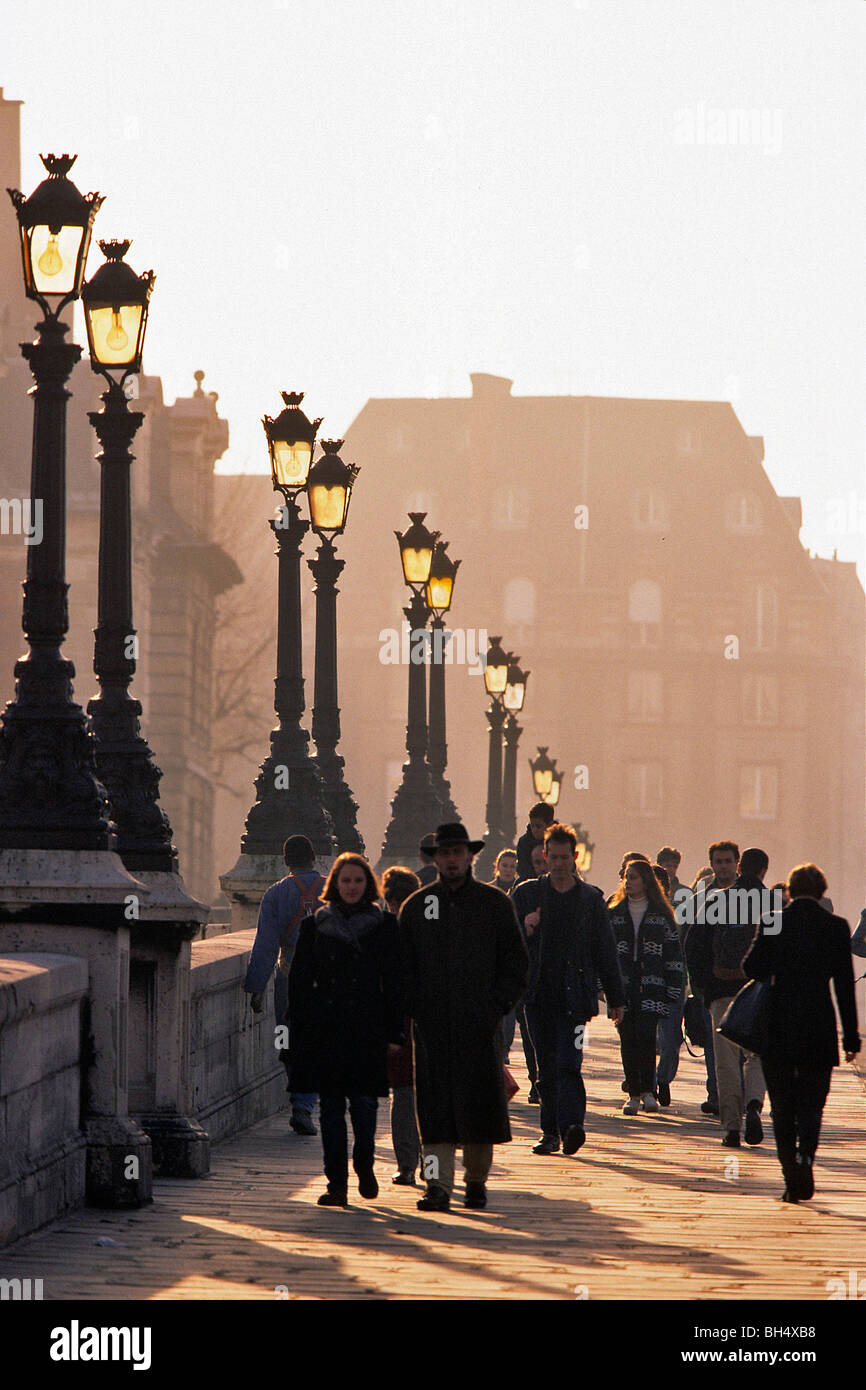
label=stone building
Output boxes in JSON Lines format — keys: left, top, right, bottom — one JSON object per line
{"left": 0, "top": 90, "right": 240, "bottom": 905}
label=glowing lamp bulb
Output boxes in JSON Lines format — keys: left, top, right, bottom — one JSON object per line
{"left": 37, "top": 234, "right": 63, "bottom": 278}
{"left": 105, "top": 310, "right": 129, "bottom": 351}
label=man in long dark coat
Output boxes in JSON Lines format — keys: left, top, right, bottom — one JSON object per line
{"left": 399, "top": 823, "right": 529, "bottom": 1212}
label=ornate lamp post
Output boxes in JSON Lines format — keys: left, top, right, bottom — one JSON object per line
{"left": 529, "top": 745, "right": 563, "bottom": 808}
{"left": 425, "top": 541, "right": 461, "bottom": 822}
{"left": 0, "top": 154, "right": 113, "bottom": 849}
{"left": 501, "top": 655, "right": 529, "bottom": 844}
{"left": 573, "top": 823, "right": 595, "bottom": 876}
{"left": 306, "top": 439, "right": 363, "bottom": 852}
{"left": 81, "top": 240, "right": 175, "bottom": 870}
{"left": 474, "top": 635, "right": 510, "bottom": 879}
{"left": 378, "top": 512, "right": 443, "bottom": 868}
{"left": 241, "top": 392, "right": 335, "bottom": 858}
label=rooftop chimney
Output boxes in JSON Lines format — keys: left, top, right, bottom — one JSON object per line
{"left": 470, "top": 372, "right": 513, "bottom": 399}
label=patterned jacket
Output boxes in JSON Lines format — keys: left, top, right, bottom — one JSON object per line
{"left": 607, "top": 900, "right": 684, "bottom": 1018}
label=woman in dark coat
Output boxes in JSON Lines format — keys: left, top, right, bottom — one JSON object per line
{"left": 743, "top": 862, "right": 860, "bottom": 1203}
{"left": 607, "top": 859, "right": 684, "bottom": 1114}
{"left": 288, "top": 853, "right": 403, "bottom": 1207}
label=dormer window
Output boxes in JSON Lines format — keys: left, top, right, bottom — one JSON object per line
{"left": 726, "top": 492, "right": 762, "bottom": 534}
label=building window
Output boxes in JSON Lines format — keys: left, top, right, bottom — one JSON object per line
{"left": 627, "top": 762, "right": 663, "bottom": 815}
{"left": 493, "top": 487, "right": 530, "bottom": 529}
{"left": 755, "top": 585, "right": 778, "bottom": 650}
{"left": 627, "top": 670, "right": 663, "bottom": 721}
{"left": 676, "top": 428, "right": 701, "bottom": 456}
{"left": 726, "top": 493, "right": 762, "bottom": 535}
{"left": 504, "top": 577, "right": 536, "bottom": 626}
{"left": 740, "top": 765, "right": 778, "bottom": 819}
{"left": 633, "top": 490, "right": 670, "bottom": 530}
{"left": 628, "top": 579, "right": 662, "bottom": 646}
{"left": 742, "top": 674, "right": 779, "bottom": 724}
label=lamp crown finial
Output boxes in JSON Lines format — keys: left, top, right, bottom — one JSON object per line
{"left": 280, "top": 390, "right": 304, "bottom": 408}
{"left": 321, "top": 438, "right": 344, "bottom": 454}
{"left": 407, "top": 511, "right": 427, "bottom": 524}
{"left": 40, "top": 153, "right": 77, "bottom": 178}
{"left": 98, "top": 238, "right": 131, "bottom": 262}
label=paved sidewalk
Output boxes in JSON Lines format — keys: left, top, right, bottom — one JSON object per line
{"left": 1, "top": 1025, "right": 863, "bottom": 1300}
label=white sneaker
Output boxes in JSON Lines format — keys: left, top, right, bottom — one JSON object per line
{"left": 622, "top": 1095, "right": 640, "bottom": 1115}
{"left": 641, "top": 1092, "right": 660, "bottom": 1112}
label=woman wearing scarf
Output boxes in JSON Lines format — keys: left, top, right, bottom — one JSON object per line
{"left": 288, "top": 853, "right": 404, "bottom": 1207}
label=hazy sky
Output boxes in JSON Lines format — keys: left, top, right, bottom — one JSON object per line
{"left": 4, "top": 0, "right": 865, "bottom": 575}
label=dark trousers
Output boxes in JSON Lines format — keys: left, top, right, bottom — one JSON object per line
{"left": 318, "top": 1093, "right": 378, "bottom": 1190}
{"left": 502, "top": 1003, "right": 538, "bottom": 1085}
{"left": 618, "top": 1003, "right": 658, "bottom": 1095}
{"left": 761, "top": 1056, "right": 832, "bottom": 1180}
{"left": 525, "top": 1003, "right": 586, "bottom": 1137}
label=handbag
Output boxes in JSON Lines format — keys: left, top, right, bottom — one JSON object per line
{"left": 503, "top": 1065, "right": 519, "bottom": 1101}
{"left": 717, "top": 979, "right": 773, "bottom": 1054}
{"left": 682, "top": 994, "right": 707, "bottom": 1049}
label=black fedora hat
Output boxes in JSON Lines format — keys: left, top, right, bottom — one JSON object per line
{"left": 423, "top": 822, "right": 485, "bottom": 855}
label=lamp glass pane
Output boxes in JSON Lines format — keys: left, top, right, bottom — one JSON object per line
{"left": 503, "top": 680, "right": 525, "bottom": 711}
{"left": 309, "top": 482, "right": 347, "bottom": 532}
{"left": 576, "top": 844, "right": 591, "bottom": 873}
{"left": 273, "top": 440, "right": 312, "bottom": 489}
{"left": 29, "top": 224, "right": 84, "bottom": 295}
{"left": 547, "top": 777, "right": 562, "bottom": 806}
{"left": 401, "top": 545, "right": 433, "bottom": 584}
{"left": 534, "top": 768, "right": 553, "bottom": 798}
{"left": 87, "top": 303, "right": 143, "bottom": 366}
{"left": 426, "top": 574, "right": 453, "bottom": 610}
{"left": 485, "top": 661, "right": 508, "bottom": 695}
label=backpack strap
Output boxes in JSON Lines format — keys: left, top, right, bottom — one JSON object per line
{"left": 278, "top": 874, "right": 325, "bottom": 974}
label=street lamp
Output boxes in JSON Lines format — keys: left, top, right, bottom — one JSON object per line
{"left": 306, "top": 440, "right": 364, "bottom": 852}
{"left": 0, "top": 155, "right": 114, "bottom": 849}
{"left": 573, "top": 823, "right": 595, "bottom": 876}
{"left": 530, "top": 746, "right": 562, "bottom": 807}
{"left": 241, "top": 391, "right": 335, "bottom": 858}
{"left": 426, "top": 542, "right": 462, "bottom": 822}
{"left": 501, "top": 655, "right": 529, "bottom": 843}
{"left": 475, "top": 635, "right": 511, "bottom": 877}
{"left": 378, "top": 513, "right": 444, "bottom": 867}
{"left": 81, "top": 240, "right": 176, "bottom": 870}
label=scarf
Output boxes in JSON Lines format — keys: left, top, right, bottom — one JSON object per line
{"left": 315, "top": 901, "right": 382, "bottom": 951}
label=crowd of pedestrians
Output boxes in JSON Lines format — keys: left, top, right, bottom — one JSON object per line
{"left": 244, "top": 808, "right": 861, "bottom": 1212}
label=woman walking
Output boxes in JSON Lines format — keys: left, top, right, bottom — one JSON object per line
{"left": 608, "top": 859, "right": 684, "bottom": 1114}
{"left": 743, "top": 862, "right": 860, "bottom": 1202}
{"left": 288, "top": 852, "right": 404, "bottom": 1207}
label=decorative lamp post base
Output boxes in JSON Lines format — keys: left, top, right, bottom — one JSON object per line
{"left": 377, "top": 757, "right": 444, "bottom": 871}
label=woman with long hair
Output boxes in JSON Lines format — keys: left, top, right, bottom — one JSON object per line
{"left": 743, "top": 862, "right": 860, "bottom": 1202}
{"left": 608, "top": 858, "right": 684, "bottom": 1114}
{"left": 288, "top": 852, "right": 403, "bottom": 1207}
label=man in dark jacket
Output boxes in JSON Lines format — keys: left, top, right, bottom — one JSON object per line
{"left": 686, "top": 844, "right": 769, "bottom": 1147}
{"left": 399, "top": 823, "right": 529, "bottom": 1212}
{"left": 512, "top": 823, "right": 625, "bottom": 1156}
{"left": 515, "top": 801, "right": 555, "bottom": 880}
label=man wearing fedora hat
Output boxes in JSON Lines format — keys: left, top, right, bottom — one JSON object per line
{"left": 399, "top": 822, "right": 529, "bottom": 1212}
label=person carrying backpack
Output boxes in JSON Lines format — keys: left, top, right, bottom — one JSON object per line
{"left": 245, "top": 834, "right": 326, "bottom": 1134}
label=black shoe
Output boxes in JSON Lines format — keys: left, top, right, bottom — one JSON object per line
{"left": 781, "top": 1188, "right": 799, "bottom": 1203}
{"left": 721, "top": 1130, "right": 741, "bottom": 1147}
{"left": 701, "top": 1100, "right": 720, "bottom": 1116}
{"left": 464, "top": 1181, "right": 487, "bottom": 1209}
{"left": 291, "top": 1111, "right": 317, "bottom": 1136}
{"left": 357, "top": 1169, "right": 378, "bottom": 1199}
{"left": 657, "top": 1082, "right": 671, "bottom": 1107}
{"left": 532, "top": 1135, "right": 561, "bottom": 1155}
{"left": 392, "top": 1169, "right": 416, "bottom": 1186}
{"left": 744, "top": 1100, "right": 763, "bottom": 1145}
{"left": 562, "top": 1124, "right": 586, "bottom": 1155}
{"left": 795, "top": 1156, "right": 814, "bottom": 1200}
{"left": 317, "top": 1188, "right": 348, "bottom": 1207}
{"left": 527, "top": 1085, "right": 540, "bottom": 1104}
{"left": 416, "top": 1185, "right": 450, "bottom": 1211}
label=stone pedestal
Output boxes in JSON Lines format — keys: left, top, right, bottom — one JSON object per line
{"left": 220, "top": 850, "right": 332, "bottom": 933}
{"left": 0, "top": 849, "right": 154, "bottom": 1208}
{"left": 129, "top": 870, "right": 211, "bottom": 1178}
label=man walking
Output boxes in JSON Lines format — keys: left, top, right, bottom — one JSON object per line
{"left": 686, "top": 843, "right": 769, "bottom": 1146}
{"left": 245, "top": 834, "right": 326, "bottom": 1135}
{"left": 399, "top": 823, "right": 528, "bottom": 1212}
{"left": 655, "top": 847, "right": 690, "bottom": 1106}
{"left": 512, "top": 823, "right": 625, "bottom": 1155}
